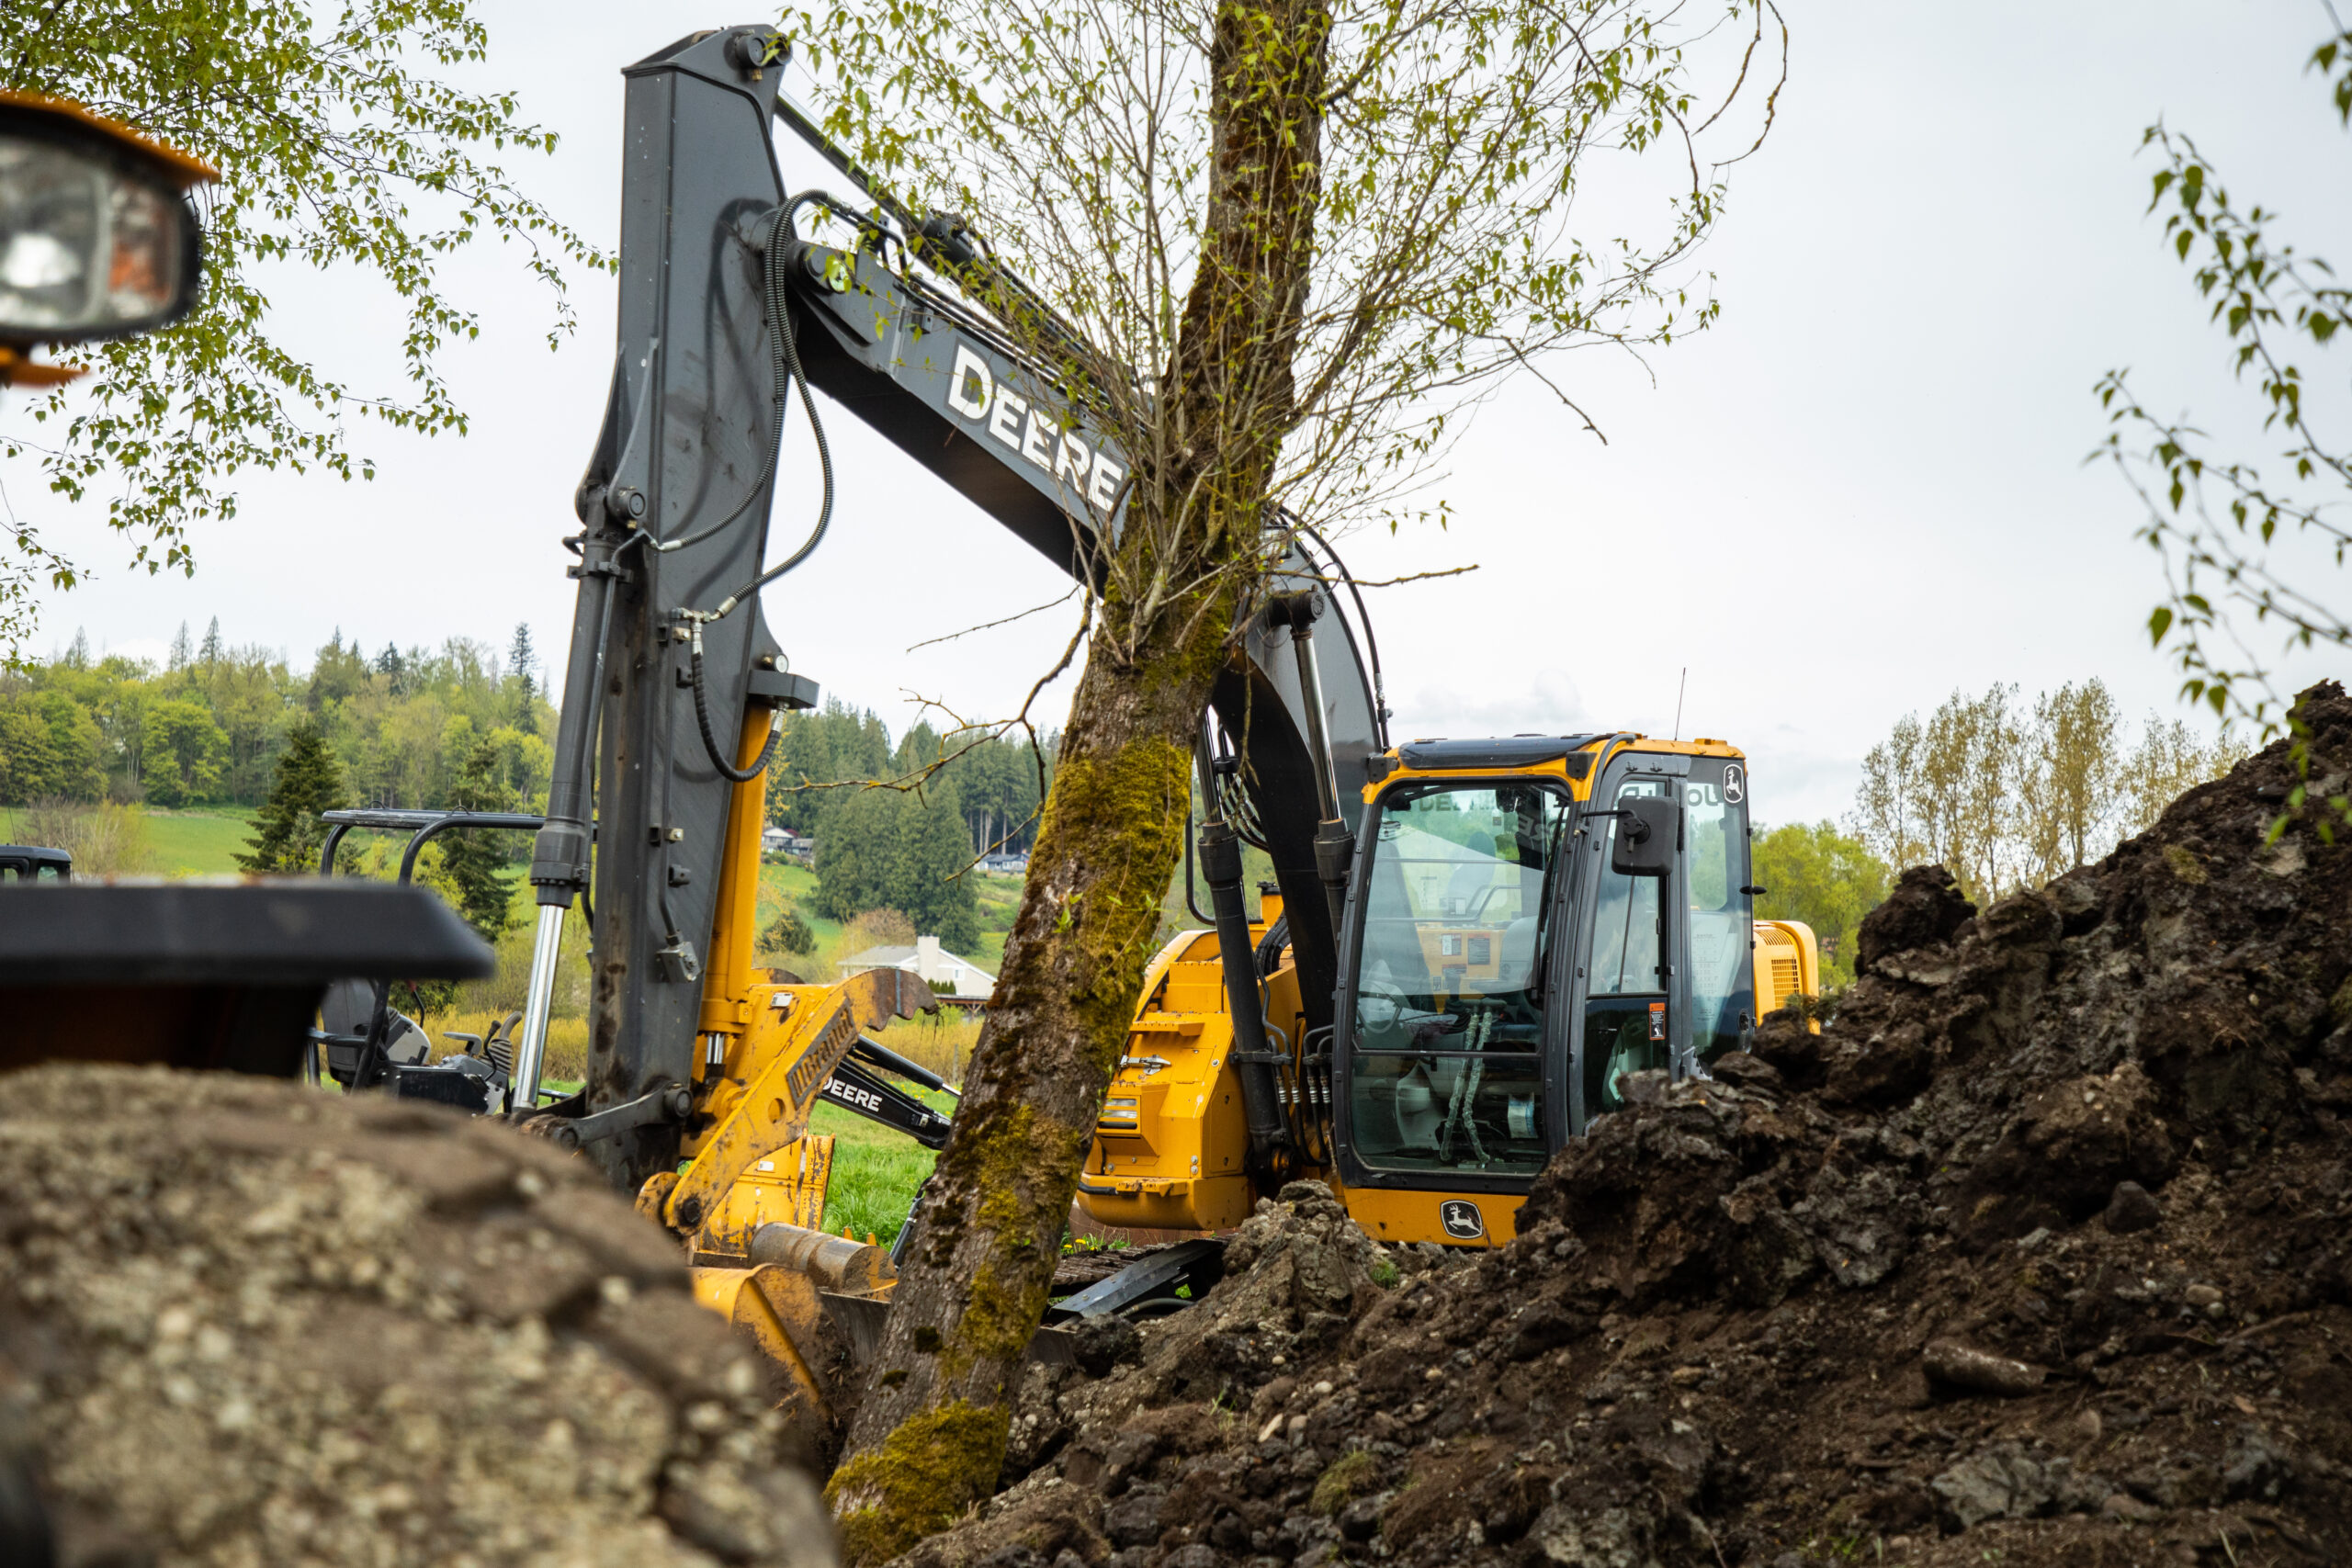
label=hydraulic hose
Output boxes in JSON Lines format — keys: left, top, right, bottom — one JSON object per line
{"left": 687, "top": 622, "right": 780, "bottom": 784}
{"left": 681, "top": 205, "right": 835, "bottom": 617}
{"left": 677, "top": 200, "right": 836, "bottom": 783}
{"left": 652, "top": 206, "right": 831, "bottom": 565}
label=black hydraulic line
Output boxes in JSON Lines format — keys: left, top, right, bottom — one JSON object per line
{"left": 769, "top": 85, "right": 1106, "bottom": 399}
{"left": 770, "top": 87, "right": 925, "bottom": 237}
{"left": 675, "top": 204, "right": 839, "bottom": 785}
{"left": 1254, "top": 912, "right": 1290, "bottom": 978}
{"left": 1183, "top": 815, "right": 1214, "bottom": 925}
{"left": 687, "top": 626, "right": 780, "bottom": 784}
{"left": 1196, "top": 809, "right": 1290, "bottom": 1184}
{"left": 681, "top": 210, "right": 834, "bottom": 634}
{"left": 851, "top": 1034, "right": 957, "bottom": 1097}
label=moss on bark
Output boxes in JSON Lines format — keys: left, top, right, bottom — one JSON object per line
{"left": 827, "top": 1398, "right": 1010, "bottom": 1563}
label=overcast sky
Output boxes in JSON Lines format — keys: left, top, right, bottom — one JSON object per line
{"left": 5, "top": 0, "right": 2345, "bottom": 828}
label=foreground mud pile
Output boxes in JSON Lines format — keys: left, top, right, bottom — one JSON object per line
{"left": 0, "top": 1066, "right": 836, "bottom": 1568}
{"left": 906, "top": 682, "right": 2352, "bottom": 1568}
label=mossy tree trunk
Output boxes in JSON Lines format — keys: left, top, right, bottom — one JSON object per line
{"left": 826, "top": 0, "right": 1331, "bottom": 1557}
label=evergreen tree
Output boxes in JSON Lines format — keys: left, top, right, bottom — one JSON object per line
{"left": 814, "top": 787, "right": 896, "bottom": 925}
{"left": 507, "top": 622, "right": 537, "bottom": 733}
{"left": 374, "top": 640, "right": 411, "bottom": 696}
{"left": 895, "top": 785, "right": 979, "bottom": 951}
{"left": 63, "top": 628, "right": 90, "bottom": 670}
{"left": 238, "top": 722, "right": 346, "bottom": 872}
{"left": 439, "top": 734, "right": 518, "bottom": 942}
{"left": 167, "top": 621, "right": 192, "bottom": 672}
{"left": 761, "top": 905, "right": 816, "bottom": 957}
{"left": 198, "top": 617, "right": 222, "bottom": 668}
{"left": 813, "top": 782, "right": 978, "bottom": 950}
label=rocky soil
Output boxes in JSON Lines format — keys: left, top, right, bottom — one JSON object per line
{"left": 0, "top": 1066, "right": 838, "bottom": 1568}
{"left": 895, "top": 682, "right": 2352, "bottom": 1568}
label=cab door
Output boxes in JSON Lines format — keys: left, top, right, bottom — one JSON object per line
{"left": 1564, "top": 750, "right": 1757, "bottom": 1131}
{"left": 1679, "top": 757, "right": 1757, "bottom": 1066}
{"left": 1569, "top": 758, "right": 1684, "bottom": 1125}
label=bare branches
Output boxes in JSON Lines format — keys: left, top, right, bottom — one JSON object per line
{"left": 1344, "top": 563, "right": 1482, "bottom": 587}
{"left": 788, "top": 0, "right": 1773, "bottom": 635}
{"left": 904, "top": 586, "right": 1085, "bottom": 652}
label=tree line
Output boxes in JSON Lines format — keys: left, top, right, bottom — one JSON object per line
{"left": 0, "top": 620, "right": 552, "bottom": 811}
{"left": 0, "top": 615, "right": 1053, "bottom": 960}
{"left": 1849, "top": 680, "right": 2243, "bottom": 902}
{"left": 774, "top": 701, "right": 1056, "bottom": 954}
{"left": 1754, "top": 677, "right": 2244, "bottom": 985}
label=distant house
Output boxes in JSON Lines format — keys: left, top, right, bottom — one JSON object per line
{"left": 978, "top": 852, "right": 1030, "bottom": 876}
{"left": 839, "top": 934, "right": 996, "bottom": 1001}
{"left": 762, "top": 825, "right": 815, "bottom": 863}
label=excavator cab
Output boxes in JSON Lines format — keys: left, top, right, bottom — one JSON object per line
{"left": 1079, "top": 735, "right": 1814, "bottom": 1252}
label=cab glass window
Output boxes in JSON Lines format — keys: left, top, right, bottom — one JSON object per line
{"left": 1683, "top": 759, "right": 1754, "bottom": 1065}
{"left": 1347, "top": 782, "right": 1571, "bottom": 1177}
{"left": 1583, "top": 778, "right": 1668, "bottom": 1113}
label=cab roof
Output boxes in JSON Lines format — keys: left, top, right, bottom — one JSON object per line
{"left": 1396, "top": 735, "right": 1605, "bottom": 770}
{"left": 1391, "top": 733, "right": 1745, "bottom": 772}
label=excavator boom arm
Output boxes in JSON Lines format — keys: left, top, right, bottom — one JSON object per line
{"left": 526, "top": 25, "right": 1385, "bottom": 1186}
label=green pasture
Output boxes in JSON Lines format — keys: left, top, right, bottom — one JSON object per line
{"left": 810, "top": 1093, "right": 945, "bottom": 1244}
{"left": 0, "top": 805, "right": 256, "bottom": 876}
{"left": 143, "top": 808, "right": 260, "bottom": 874}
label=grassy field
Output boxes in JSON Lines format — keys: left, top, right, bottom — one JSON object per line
{"left": 141, "top": 807, "right": 260, "bottom": 874}
{"left": 969, "top": 874, "right": 1022, "bottom": 973}
{"left": 0, "top": 804, "right": 256, "bottom": 876}
{"left": 809, "top": 1093, "right": 948, "bottom": 1243}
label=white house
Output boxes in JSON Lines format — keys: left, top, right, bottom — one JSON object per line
{"left": 838, "top": 934, "right": 996, "bottom": 1000}
{"left": 762, "top": 825, "right": 815, "bottom": 862}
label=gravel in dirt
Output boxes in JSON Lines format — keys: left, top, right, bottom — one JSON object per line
{"left": 892, "top": 681, "right": 2352, "bottom": 1568}
{"left": 0, "top": 1065, "right": 838, "bottom": 1568}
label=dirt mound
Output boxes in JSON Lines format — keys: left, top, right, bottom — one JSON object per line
{"left": 897, "top": 681, "right": 2352, "bottom": 1568}
{"left": 0, "top": 1064, "right": 837, "bottom": 1568}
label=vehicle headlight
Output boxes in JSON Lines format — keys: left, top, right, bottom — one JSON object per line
{"left": 0, "top": 97, "right": 208, "bottom": 345}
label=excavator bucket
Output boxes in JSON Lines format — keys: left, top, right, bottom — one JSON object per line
{"left": 689, "top": 1220, "right": 902, "bottom": 1445}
